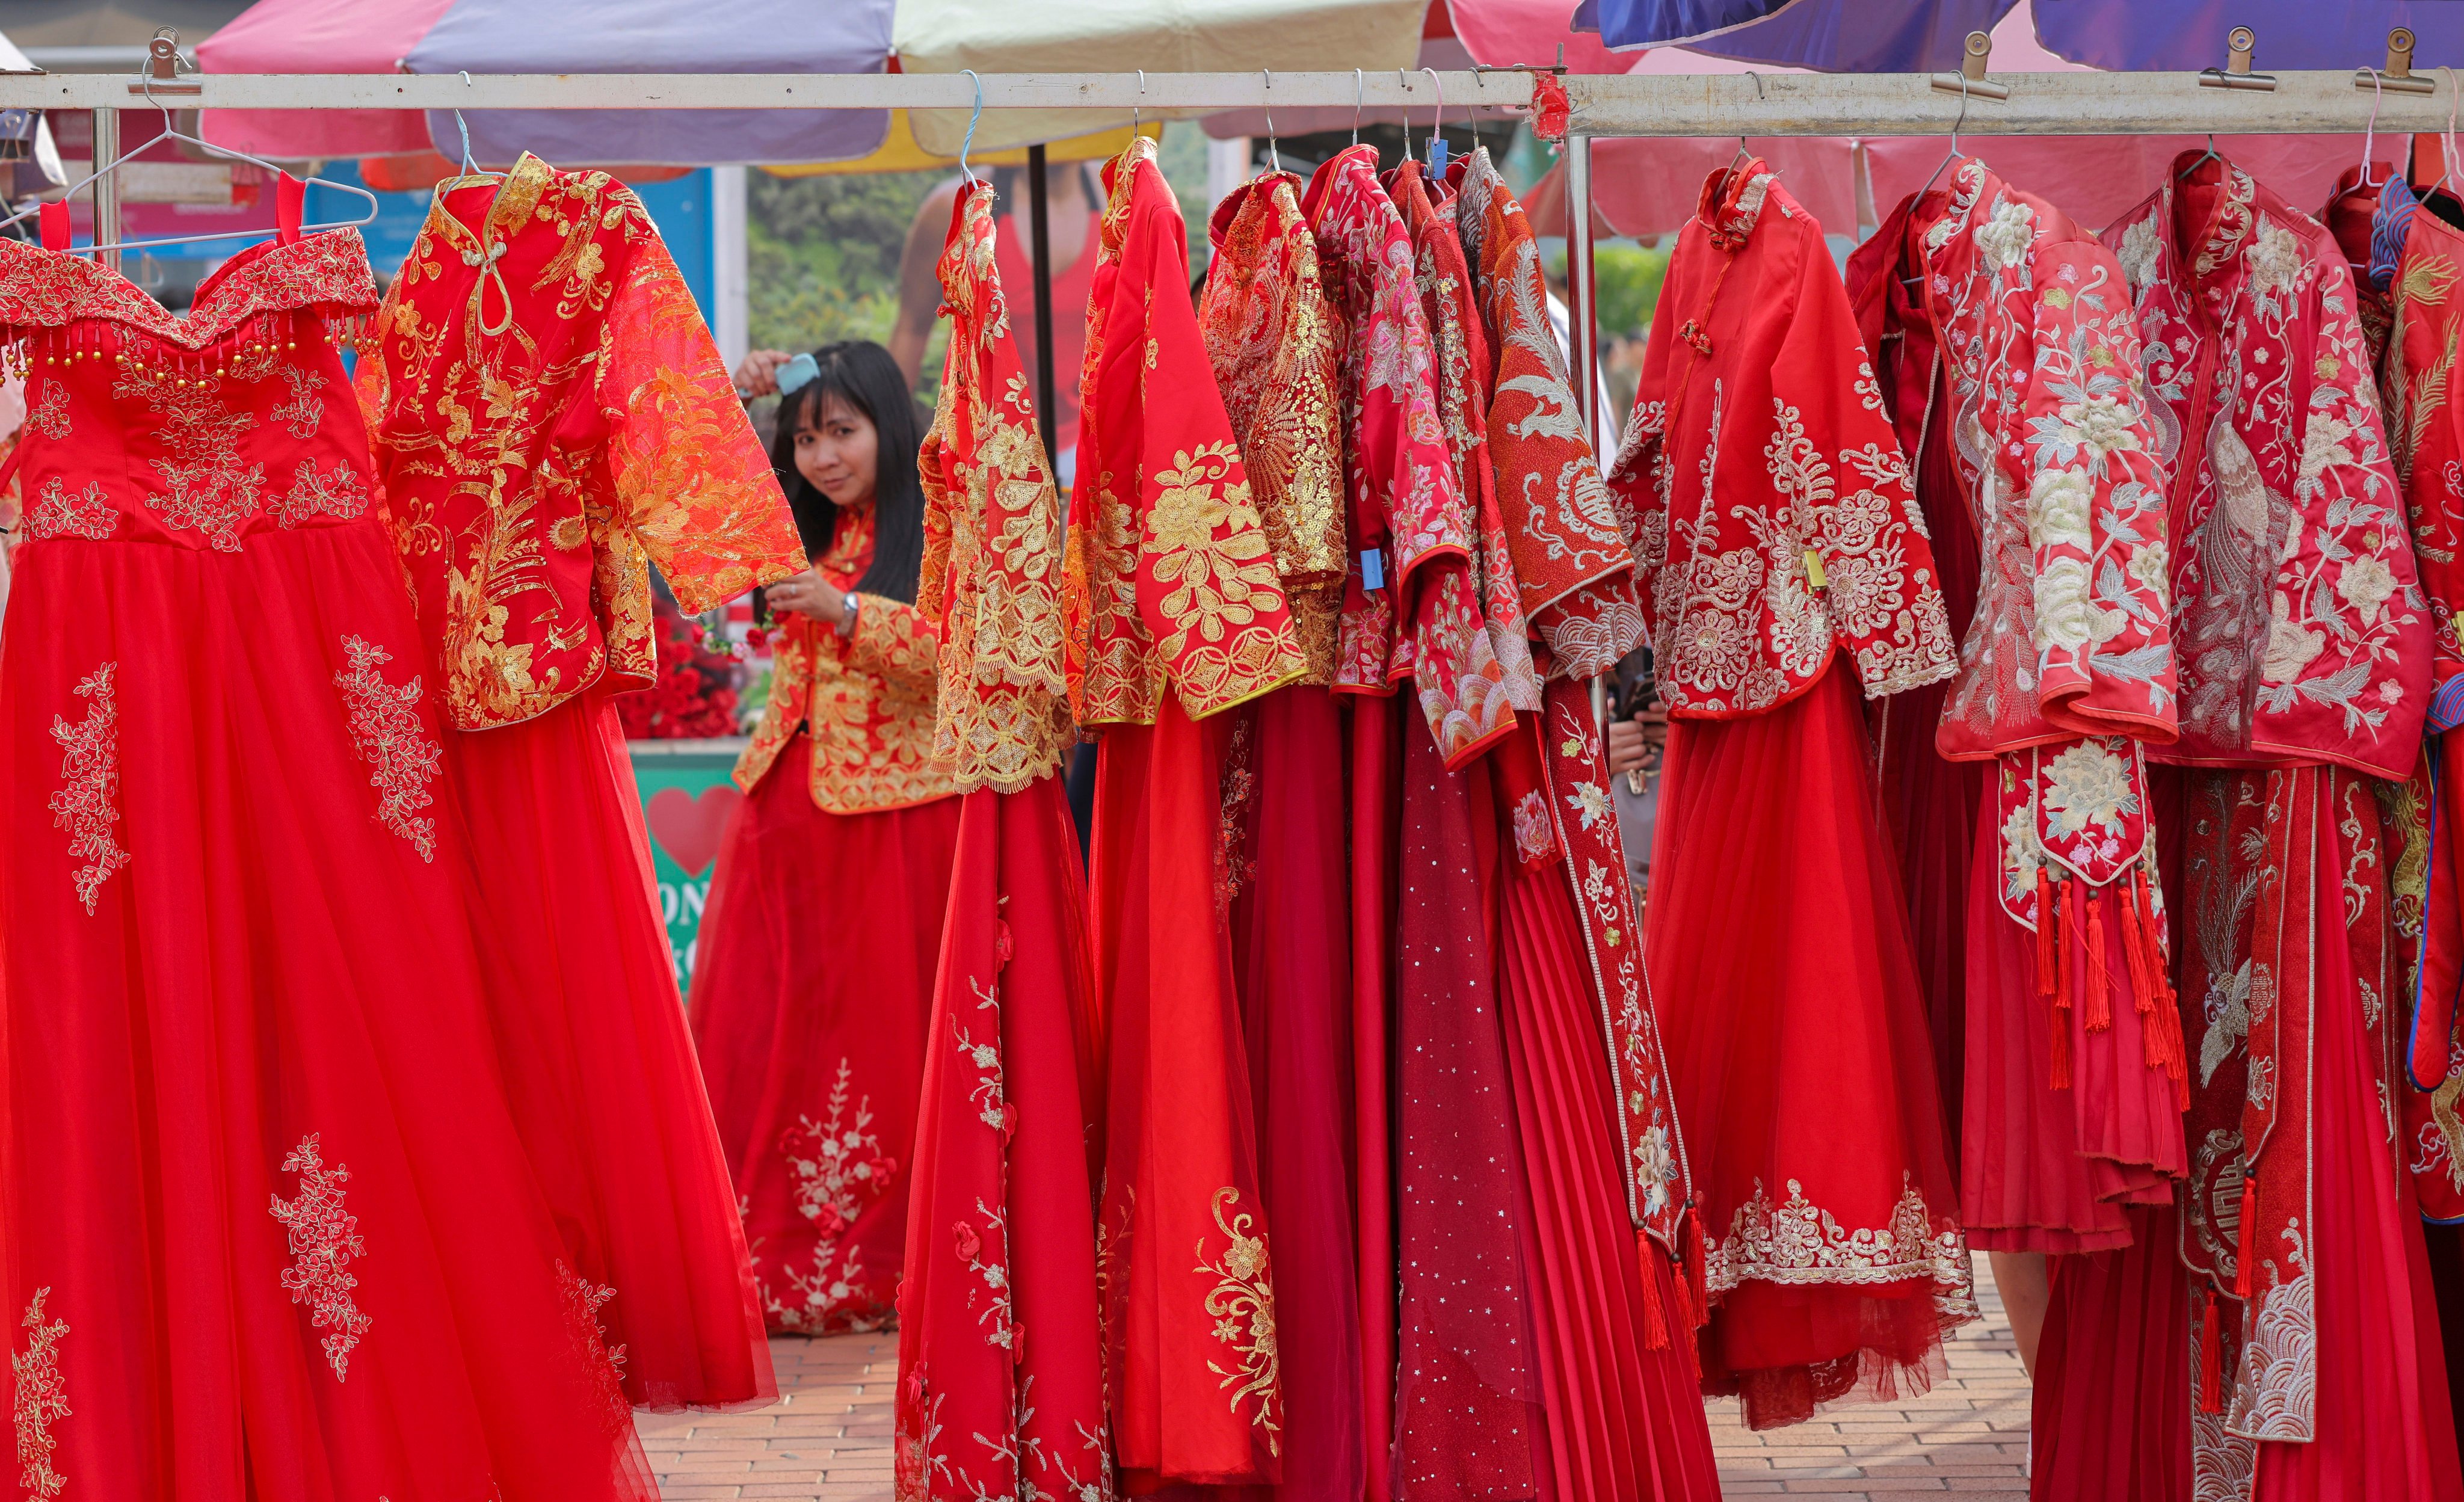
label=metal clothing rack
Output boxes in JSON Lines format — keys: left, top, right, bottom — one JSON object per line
{"left": 1, "top": 33, "right": 2447, "bottom": 508}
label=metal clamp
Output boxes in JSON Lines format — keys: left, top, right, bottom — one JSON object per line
{"left": 2358, "top": 26, "right": 2437, "bottom": 94}
{"left": 128, "top": 30, "right": 200, "bottom": 96}
{"left": 1929, "top": 31, "right": 2009, "bottom": 102}
{"left": 2199, "top": 26, "right": 2276, "bottom": 92}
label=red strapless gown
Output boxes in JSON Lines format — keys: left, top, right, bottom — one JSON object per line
{"left": 0, "top": 230, "right": 653, "bottom": 1500}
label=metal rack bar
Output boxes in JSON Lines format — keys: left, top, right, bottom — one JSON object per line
{"left": 0, "top": 67, "right": 2452, "bottom": 135}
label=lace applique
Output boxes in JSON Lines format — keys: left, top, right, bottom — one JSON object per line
{"left": 25, "top": 476, "right": 116, "bottom": 541}
{"left": 1214, "top": 713, "right": 1258, "bottom": 916}
{"left": 555, "top": 1262, "right": 631, "bottom": 1435}
{"left": 270, "top": 365, "right": 326, "bottom": 439}
{"left": 269, "top": 1134, "right": 372, "bottom": 1382}
{"left": 24, "top": 375, "right": 67, "bottom": 440}
{"left": 117, "top": 359, "right": 265, "bottom": 553}
{"left": 0, "top": 232, "right": 377, "bottom": 349}
{"left": 1707, "top": 1174, "right": 1974, "bottom": 1305}
{"left": 272, "top": 458, "right": 368, "bottom": 528}
{"left": 49, "top": 662, "right": 128, "bottom": 914}
{"left": 13, "top": 1288, "right": 68, "bottom": 1501}
{"left": 333, "top": 636, "right": 440, "bottom": 861}
{"left": 762, "top": 1058, "right": 898, "bottom": 1335}
{"left": 1195, "top": 1187, "right": 1281, "bottom": 1454}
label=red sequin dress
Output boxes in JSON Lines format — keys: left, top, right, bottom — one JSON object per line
{"left": 0, "top": 225, "right": 654, "bottom": 1498}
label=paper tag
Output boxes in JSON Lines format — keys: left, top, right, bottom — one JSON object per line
{"left": 1803, "top": 547, "right": 1827, "bottom": 589}
{"left": 1429, "top": 137, "right": 1450, "bottom": 176}
{"left": 1361, "top": 547, "right": 1386, "bottom": 591}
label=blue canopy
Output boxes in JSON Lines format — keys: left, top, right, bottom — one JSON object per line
{"left": 1576, "top": 0, "right": 2464, "bottom": 73}
{"left": 404, "top": 0, "right": 893, "bottom": 167}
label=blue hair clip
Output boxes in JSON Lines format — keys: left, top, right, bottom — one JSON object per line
{"left": 775, "top": 352, "right": 820, "bottom": 396}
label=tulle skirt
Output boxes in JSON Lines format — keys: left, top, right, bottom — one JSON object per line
{"left": 1647, "top": 660, "right": 1973, "bottom": 1429}
{"left": 689, "top": 730, "right": 961, "bottom": 1335}
{"left": 895, "top": 780, "right": 1110, "bottom": 1502}
{"left": 1, "top": 523, "right": 652, "bottom": 1500}
{"left": 448, "top": 690, "right": 773, "bottom": 1408}
{"left": 2028, "top": 1207, "right": 2191, "bottom": 1502}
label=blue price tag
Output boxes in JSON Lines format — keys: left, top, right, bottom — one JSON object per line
{"left": 1361, "top": 547, "right": 1386, "bottom": 591}
{"left": 1429, "top": 137, "right": 1450, "bottom": 177}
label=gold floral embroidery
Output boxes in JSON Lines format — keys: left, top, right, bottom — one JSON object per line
{"left": 25, "top": 476, "right": 116, "bottom": 541}
{"left": 1706, "top": 1174, "right": 1976, "bottom": 1312}
{"left": 114, "top": 359, "right": 266, "bottom": 553}
{"left": 13, "top": 1288, "right": 68, "bottom": 1501}
{"left": 24, "top": 374, "right": 67, "bottom": 440}
{"left": 270, "top": 364, "right": 326, "bottom": 440}
{"left": 268, "top": 1134, "right": 372, "bottom": 1382}
{"left": 761, "top": 1058, "right": 898, "bottom": 1335}
{"left": 0, "top": 232, "right": 376, "bottom": 351}
{"left": 1194, "top": 1187, "right": 1281, "bottom": 1453}
{"left": 555, "top": 1261, "right": 631, "bottom": 1435}
{"left": 333, "top": 636, "right": 442, "bottom": 862}
{"left": 270, "top": 459, "right": 369, "bottom": 528}
{"left": 1215, "top": 712, "right": 1258, "bottom": 916}
{"left": 49, "top": 662, "right": 128, "bottom": 915}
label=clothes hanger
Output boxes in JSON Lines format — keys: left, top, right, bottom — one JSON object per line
{"left": 0, "top": 32, "right": 378, "bottom": 257}
{"left": 1421, "top": 66, "right": 1447, "bottom": 175}
{"left": 1262, "top": 70, "right": 1282, "bottom": 175}
{"left": 2439, "top": 67, "right": 2462, "bottom": 200}
{"left": 2177, "top": 134, "right": 2222, "bottom": 180}
{"left": 1916, "top": 72, "right": 1970, "bottom": 203}
{"left": 958, "top": 68, "right": 985, "bottom": 188}
{"left": 1728, "top": 72, "right": 1763, "bottom": 171}
{"left": 1132, "top": 69, "right": 1145, "bottom": 135}
{"left": 1352, "top": 69, "right": 1365, "bottom": 147}
{"left": 2359, "top": 66, "right": 2389, "bottom": 189}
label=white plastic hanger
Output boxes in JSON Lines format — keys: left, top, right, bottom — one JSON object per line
{"left": 2, "top": 32, "right": 377, "bottom": 258}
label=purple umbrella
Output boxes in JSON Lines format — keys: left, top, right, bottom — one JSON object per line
{"left": 1577, "top": 0, "right": 2464, "bottom": 73}
{"left": 404, "top": 0, "right": 892, "bottom": 167}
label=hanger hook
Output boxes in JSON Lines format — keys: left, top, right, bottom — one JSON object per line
{"left": 1421, "top": 66, "right": 1443, "bottom": 159}
{"left": 2444, "top": 66, "right": 2461, "bottom": 197}
{"left": 1352, "top": 68, "right": 1365, "bottom": 146}
{"left": 1261, "top": 69, "right": 1280, "bottom": 174}
{"left": 959, "top": 69, "right": 984, "bottom": 186}
{"left": 2362, "top": 66, "right": 2386, "bottom": 185}
{"left": 454, "top": 70, "right": 479, "bottom": 176}
{"left": 1133, "top": 68, "right": 1145, "bottom": 133}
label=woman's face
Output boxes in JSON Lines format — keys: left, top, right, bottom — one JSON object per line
{"left": 793, "top": 391, "right": 879, "bottom": 510}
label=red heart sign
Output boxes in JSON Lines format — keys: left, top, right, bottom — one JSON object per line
{"left": 645, "top": 784, "right": 742, "bottom": 879}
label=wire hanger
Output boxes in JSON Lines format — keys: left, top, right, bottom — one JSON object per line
{"left": 2359, "top": 66, "right": 2389, "bottom": 188}
{"left": 2178, "top": 134, "right": 2222, "bottom": 180}
{"left": 1132, "top": 69, "right": 1145, "bottom": 134}
{"left": 1917, "top": 71, "right": 1970, "bottom": 201}
{"left": 446, "top": 70, "right": 499, "bottom": 182}
{"left": 1352, "top": 69, "right": 1365, "bottom": 147}
{"left": 1421, "top": 66, "right": 1447, "bottom": 174}
{"left": 2441, "top": 66, "right": 2461, "bottom": 200}
{"left": 958, "top": 69, "right": 984, "bottom": 186}
{"left": 1261, "top": 69, "right": 1281, "bottom": 174}
{"left": 1, "top": 30, "right": 378, "bottom": 257}
{"left": 1728, "top": 74, "right": 1763, "bottom": 171}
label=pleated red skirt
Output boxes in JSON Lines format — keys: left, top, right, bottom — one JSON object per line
{"left": 2, "top": 522, "right": 653, "bottom": 1500}
{"left": 1960, "top": 784, "right": 2184, "bottom": 1255}
{"left": 448, "top": 689, "right": 774, "bottom": 1407}
{"left": 1648, "top": 660, "right": 1973, "bottom": 1429}
{"left": 1491, "top": 731, "right": 1723, "bottom": 1500}
{"left": 2028, "top": 1207, "right": 2191, "bottom": 1502}
{"left": 689, "top": 730, "right": 961, "bottom": 1335}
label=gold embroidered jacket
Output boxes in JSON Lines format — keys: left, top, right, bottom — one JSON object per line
{"left": 356, "top": 154, "right": 805, "bottom": 731}
{"left": 735, "top": 507, "right": 956, "bottom": 813}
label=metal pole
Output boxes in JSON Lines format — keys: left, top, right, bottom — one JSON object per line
{"left": 1027, "top": 143, "right": 1057, "bottom": 458}
{"left": 1565, "top": 131, "right": 1612, "bottom": 725}
{"left": 91, "top": 108, "right": 119, "bottom": 274}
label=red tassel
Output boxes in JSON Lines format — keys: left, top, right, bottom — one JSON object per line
{"left": 2083, "top": 886, "right": 2113, "bottom": 1031}
{"left": 1637, "top": 1230, "right": 1669, "bottom": 1350}
{"left": 1680, "top": 1204, "right": 1709, "bottom": 1332}
{"left": 2050, "top": 880, "right": 2074, "bottom": 1090}
{"left": 2131, "top": 870, "right": 2191, "bottom": 1106}
{"left": 2235, "top": 1180, "right": 2259, "bottom": 1299}
{"left": 2117, "top": 872, "right": 2152, "bottom": 1006}
{"left": 2198, "top": 1287, "right": 2226, "bottom": 1414}
{"left": 2034, "top": 865, "right": 2058, "bottom": 999}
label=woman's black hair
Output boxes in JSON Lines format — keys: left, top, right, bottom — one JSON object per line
{"left": 766, "top": 339, "right": 926, "bottom": 604}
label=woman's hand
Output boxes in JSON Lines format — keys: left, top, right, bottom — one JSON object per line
{"left": 1606, "top": 695, "right": 1670, "bottom": 779}
{"left": 766, "top": 568, "right": 849, "bottom": 624}
{"left": 734, "top": 348, "right": 795, "bottom": 399}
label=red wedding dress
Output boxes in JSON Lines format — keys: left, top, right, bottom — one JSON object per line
{"left": 1067, "top": 134, "right": 1307, "bottom": 1491}
{"left": 356, "top": 155, "right": 799, "bottom": 1408}
{"left": 689, "top": 496, "right": 962, "bottom": 1334}
{"left": 0, "top": 220, "right": 654, "bottom": 1497}
{"left": 1611, "top": 159, "right": 1975, "bottom": 1431}
{"left": 894, "top": 179, "right": 1109, "bottom": 1502}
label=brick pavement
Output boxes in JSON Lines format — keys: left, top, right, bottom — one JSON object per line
{"left": 636, "top": 1254, "right": 2028, "bottom": 1500}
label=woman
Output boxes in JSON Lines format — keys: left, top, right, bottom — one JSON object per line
{"left": 690, "top": 340, "right": 962, "bottom": 1335}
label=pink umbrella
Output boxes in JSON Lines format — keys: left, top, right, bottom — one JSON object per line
{"left": 195, "top": 0, "right": 455, "bottom": 161}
